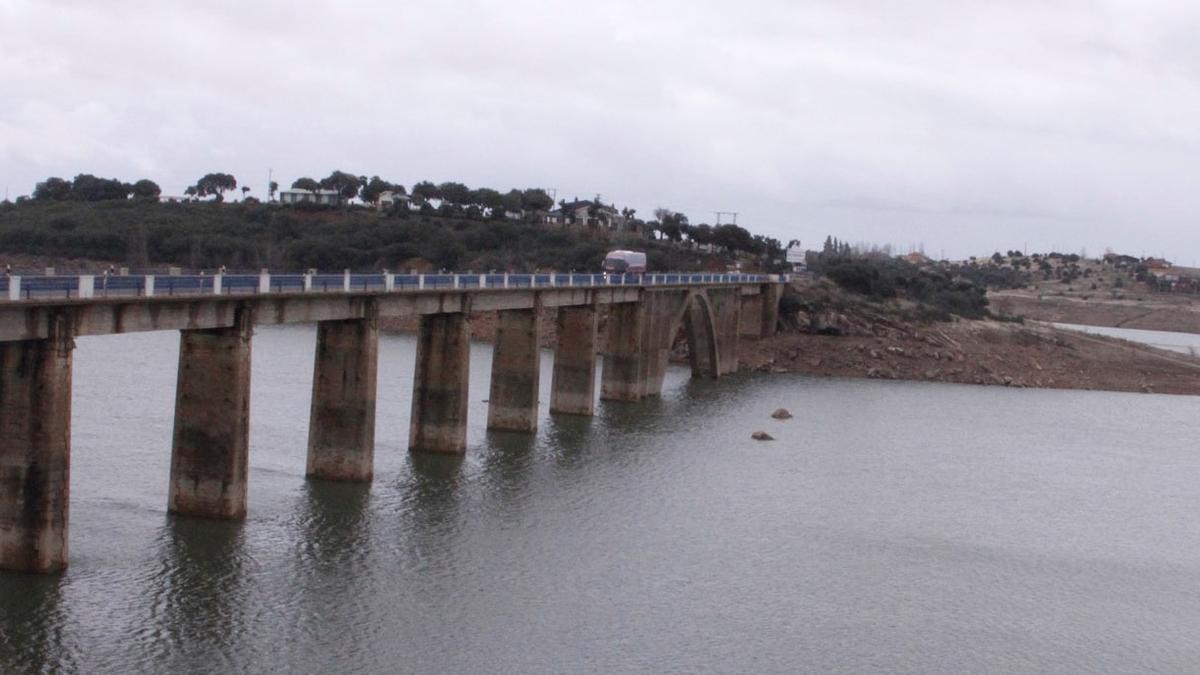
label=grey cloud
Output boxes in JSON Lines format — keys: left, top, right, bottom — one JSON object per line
{"left": 2, "top": 0, "right": 1199, "bottom": 259}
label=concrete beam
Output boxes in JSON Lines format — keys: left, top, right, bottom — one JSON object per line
{"left": 0, "top": 327, "right": 73, "bottom": 573}
{"left": 487, "top": 308, "right": 542, "bottom": 432}
{"left": 307, "top": 313, "right": 379, "bottom": 482}
{"left": 600, "top": 301, "right": 644, "bottom": 402}
{"left": 409, "top": 312, "right": 471, "bottom": 454}
{"left": 551, "top": 305, "right": 598, "bottom": 416}
{"left": 168, "top": 308, "right": 253, "bottom": 519}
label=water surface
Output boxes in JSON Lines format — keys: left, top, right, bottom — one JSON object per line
{"left": 2, "top": 325, "right": 1199, "bottom": 673}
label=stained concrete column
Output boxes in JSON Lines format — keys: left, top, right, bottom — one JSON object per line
{"left": 600, "top": 301, "right": 644, "bottom": 402}
{"left": 410, "top": 312, "right": 471, "bottom": 454}
{"left": 739, "top": 292, "right": 765, "bottom": 339}
{"left": 487, "top": 307, "right": 541, "bottom": 433}
{"left": 550, "top": 305, "right": 597, "bottom": 416}
{"left": 307, "top": 313, "right": 378, "bottom": 482}
{"left": 169, "top": 308, "right": 253, "bottom": 520}
{"left": 684, "top": 299, "right": 719, "bottom": 378}
{"left": 0, "top": 324, "right": 74, "bottom": 573}
{"left": 760, "top": 284, "right": 783, "bottom": 338}
{"left": 710, "top": 288, "right": 741, "bottom": 376}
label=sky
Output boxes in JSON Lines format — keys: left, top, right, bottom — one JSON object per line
{"left": 2, "top": 0, "right": 1199, "bottom": 261}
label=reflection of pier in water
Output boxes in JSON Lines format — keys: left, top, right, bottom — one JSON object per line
{"left": 0, "top": 272, "right": 785, "bottom": 572}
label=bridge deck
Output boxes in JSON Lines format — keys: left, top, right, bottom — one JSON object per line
{"left": 0, "top": 272, "right": 784, "bottom": 342}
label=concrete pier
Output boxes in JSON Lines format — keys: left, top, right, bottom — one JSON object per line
{"left": 550, "top": 305, "right": 598, "bottom": 416}
{"left": 410, "top": 312, "right": 471, "bottom": 454}
{"left": 638, "top": 291, "right": 689, "bottom": 398}
{"left": 709, "top": 288, "right": 741, "bottom": 375}
{"left": 684, "top": 296, "right": 720, "bottom": 378}
{"left": 600, "top": 302, "right": 644, "bottom": 402}
{"left": 307, "top": 315, "right": 378, "bottom": 482}
{"left": 168, "top": 310, "right": 253, "bottom": 520}
{"left": 487, "top": 308, "right": 541, "bottom": 432}
{"left": 0, "top": 328, "right": 74, "bottom": 573}
{"left": 760, "top": 284, "right": 782, "bottom": 338}
{"left": 739, "top": 293, "right": 765, "bottom": 339}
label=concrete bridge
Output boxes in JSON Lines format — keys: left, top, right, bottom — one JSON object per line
{"left": 0, "top": 271, "right": 786, "bottom": 573}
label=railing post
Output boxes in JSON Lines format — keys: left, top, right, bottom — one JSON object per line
{"left": 385, "top": 273, "right": 395, "bottom": 292}
{"left": 503, "top": 272, "right": 509, "bottom": 289}
{"left": 259, "top": 271, "right": 270, "bottom": 294}
{"left": 213, "top": 273, "right": 223, "bottom": 295}
{"left": 304, "top": 272, "right": 313, "bottom": 292}
{"left": 145, "top": 275, "right": 155, "bottom": 297}
{"left": 418, "top": 274, "right": 426, "bottom": 290}
{"left": 79, "top": 275, "right": 95, "bottom": 299}
{"left": 479, "top": 275, "right": 486, "bottom": 289}
{"left": 549, "top": 273, "right": 556, "bottom": 287}
{"left": 343, "top": 269, "right": 351, "bottom": 292}
{"left": 8, "top": 276, "right": 19, "bottom": 301}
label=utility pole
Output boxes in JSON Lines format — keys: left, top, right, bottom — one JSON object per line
{"left": 267, "top": 168, "right": 272, "bottom": 202}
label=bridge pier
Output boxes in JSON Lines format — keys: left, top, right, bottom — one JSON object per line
{"left": 600, "top": 302, "right": 644, "bottom": 402}
{"left": 168, "top": 310, "right": 253, "bottom": 520}
{"left": 410, "top": 312, "right": 471, "bottom": 454}
{"left": 739, "top": 293, "right": 764, "bottom": 340}
{"left": 709, "top": 288, "right": 741, "bottom": 375}
{"left": 639, "top": 291, "right": 689, "bottom": 398}
{"left": 487, "top": 307, "right": 541, "bottom": 433}
{"left": 0, "top": 328, "right": 74, "bottom": 573}
{"left": 760, "top": 283, "right": 782, "bottom": 338}
{"left": 307, "top": 314, "right": 378, "bottom": 482}
{"left": 550, "top": 305, "right": 598, "bottom": 416}
{"left": 684, "top": 298, "right": 719, "bottom": 378}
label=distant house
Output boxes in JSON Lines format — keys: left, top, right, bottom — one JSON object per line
{"left": 545, "top": 199, "right": 624, "bottom": 230}
{"left": 377, "top": 190, "right": 411, "bottom": 211}
{"left": 278, "top": 189, "right": 343, "bottom": 206}
{"left": 901, "top": 251, "right": 930, "bottom": 264}
{"left": 1145, "top": 257, "right": 1173, "bottom": 270}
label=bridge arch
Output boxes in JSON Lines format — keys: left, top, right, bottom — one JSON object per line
{"left": 677, "top": 290, "right": 721, "bottom": 379}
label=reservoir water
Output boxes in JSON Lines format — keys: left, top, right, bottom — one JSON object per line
{"left": 1053, "top": 321, "right": 1200, "bottom": 356}
{"left": 2, "top": 325, "right": 1199, "bottom": 672}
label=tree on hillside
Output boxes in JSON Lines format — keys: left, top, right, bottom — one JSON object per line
{"left": 33, "top": 177, "right": 73, "bottom": 201}
{"left": 191, "top": 173, "right": 237, "bottom": 202}
{"left": 438, "top": 182, "right": 472, "bottom": 206}
{"left": 713, "top": 223, "right": 755, "bottom": 253}
{"left": 521, "top": 188, "right": 554, "bottom": 212}
{"left": 319, "top": 170, "right": 362, "bottom": 200}
{"left": 71, "top": 174, "right": 131, "bottom": 201}
{"left": 292, "top": 177, "right": 321, "bottom": 192}
{"left": 653, "top": 208, "right": 688, "bottom": 242}
{"left": 241, "top": 186, "right": 251, "bottom": 199}
{"left": 268, "top": 180, "right": 279, "bottom": 201}
{"left": 501, "top": 189, "right": 524, "bottom": 213}
{"left": 411, "top": 181, "right": 441, "bottom": 203}
{"left": 131, "top": 179, "right": 161, "bottom": 200}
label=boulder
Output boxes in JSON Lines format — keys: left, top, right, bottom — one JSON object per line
{"left": 751, "top": 431, "right": 775, "bottom": 441}
{"left": 770, "top": 408, "right": 793, "bottom": 420}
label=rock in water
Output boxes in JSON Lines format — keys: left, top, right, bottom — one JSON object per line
{"left": 751, "top": 431, "right": 774, "bottom": 441}
{"left": 770, "top": 408, "right": 793, "bottom": 420}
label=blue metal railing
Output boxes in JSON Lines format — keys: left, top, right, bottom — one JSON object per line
{"left": 0, "top": 271, "right": 787, "bottom": 302}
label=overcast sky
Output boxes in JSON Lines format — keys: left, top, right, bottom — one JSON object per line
{"left": 3, "top": 0, "right": 1199, "bottom": 260}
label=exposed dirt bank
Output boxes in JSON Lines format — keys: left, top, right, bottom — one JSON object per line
{"left": 990, "top": 290, "right": 1200, "bottom": 334}
{"left": 737, "top": 318, "right": 1200, "bottom": 396}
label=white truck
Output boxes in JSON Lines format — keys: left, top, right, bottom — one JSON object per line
{"left": 602, "top": 250, "right": 648, "bottom": 275}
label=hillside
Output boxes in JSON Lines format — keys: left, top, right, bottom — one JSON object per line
{"left": 0, "top": 200, "right": 767, "bottom": 274}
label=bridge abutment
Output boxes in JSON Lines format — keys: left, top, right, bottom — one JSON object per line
{"left": 487, "top": 307, "right": 542, "bottom": 432}
{"left": 0, "top": 329, "right": 74, "bottom": 573}
{"left": 760, "top": 283, "right": 782, "bottom": 338}
{"left": 307, "top": 314, "right": 378, "bottom": 482}
{"left": 550, "top": 305, "right": 598, "bottom": 416}
{"left": 168, "top": 310, "right": 253, "bottom": 520}
{"left": 410, "top": 312, "right": 471, "bottom": 454}
{"left": 600, "top": 302, "right": 644, "bottom": 402}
